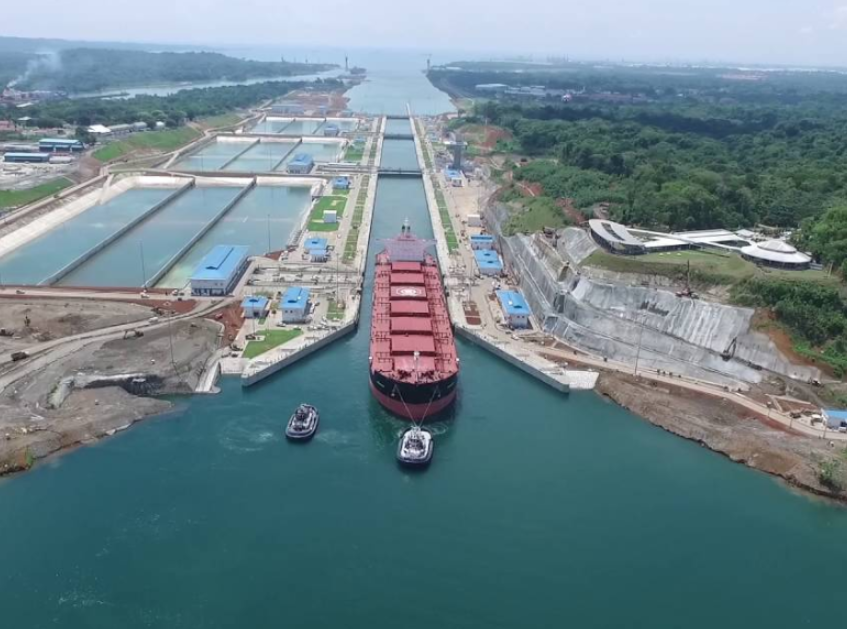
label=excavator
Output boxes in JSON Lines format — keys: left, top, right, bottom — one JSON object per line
{"left": 721, "top": 337, "right": 737, "bottom": 361}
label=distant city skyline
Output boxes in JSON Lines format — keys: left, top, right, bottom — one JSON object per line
{"left": 4, "top": 0, "right": 847, "bottom": 68}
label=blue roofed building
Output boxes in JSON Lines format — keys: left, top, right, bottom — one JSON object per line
{"left": 496, "top": 290, "right": 532, "bottom": 329}
{"left": 190, "top": 245, "right": 250, "bottom": 296}
{"left": 304, "top": 236, "right": 329, "bottom": 262}
{"left": 323, "top": 123, "right": 340, "bottom": 137}
{"left": 3, "top": 152, "right": 50, "bottom": 163}
{"left": 823, "top": 409, "right": 847, "bottom": 430}
{"left": 332, "top": 176, "right": 350, "bottom": 191}
{"left": 281, "top": 287, "right": 311, "bottom": 323}
{"left": 286, "top": 153, "right": 314, "bottom": 174}
{"left": 39, "top": 138, "right": 85, "bottom": 152}
{"left": 241, "top": 295, "right": 269, "bottom": 319}
{"left": 474, "top": 249, "right": 503, "bottom": 276}
{"left": 444, "top": 168, "right": 463, "bottom": 187}
{"left": 470, "top": 234, "right": 495, "bottom": 250}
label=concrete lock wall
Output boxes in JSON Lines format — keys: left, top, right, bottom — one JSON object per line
{"left": 487, "top": 204, "right": 819, "bottom": 385}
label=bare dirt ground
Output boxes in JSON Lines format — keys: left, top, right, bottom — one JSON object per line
{"left": 0, "top": 298, "right": 154, "bottom": 352}
{"left": 597, "top": 372, "right": 847, "bottom": 502}
{"left": 0, "top": 318, "right": 221, "bottom": 475}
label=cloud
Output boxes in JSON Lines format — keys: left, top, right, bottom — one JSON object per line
{"left": 827, "top": 5, "right": 847, "bottom": 29}
{"left": 799, "top": 26, "right": 815, "bottom": 35}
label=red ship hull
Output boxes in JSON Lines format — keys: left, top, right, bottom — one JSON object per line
{"left": 370, "top": 381, "right": 457, "bottom": 421}
{"left": 369, "top": 225, "right": 459, "bottom": 422}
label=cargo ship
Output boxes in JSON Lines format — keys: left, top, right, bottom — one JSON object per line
{"left": 369, "top": 222, "right": 459, "bottom": 421}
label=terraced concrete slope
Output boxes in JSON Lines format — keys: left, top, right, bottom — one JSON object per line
{"left": 489, "top": 208, "right": 819, "bottom": 385}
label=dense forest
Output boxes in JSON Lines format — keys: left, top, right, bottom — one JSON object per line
{"left": 10, "top": 48, "right": 334, "bottom": 93}
{"left": 436, "top": 65, "right": 847, "bottom": 271}
{"left": 0, "top": 79, "right": 342, "bottom": 132}
{"left": 437, "top": 64, "right": 847, "bottom": 373}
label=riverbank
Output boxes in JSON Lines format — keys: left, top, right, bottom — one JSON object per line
{"left": 596, "top": 372, "right": 847, "bottom": 503}
{"left": 0, "top": 303, "right": 222, "bottom": 476}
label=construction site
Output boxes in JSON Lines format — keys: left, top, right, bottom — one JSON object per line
{"left": 0, "top": 89, "right": 383, "bottom": 474}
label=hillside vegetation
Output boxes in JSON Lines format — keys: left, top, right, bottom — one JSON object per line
{"left": 17, "top": 48, "right": 334, "bottom": 93}
{"left": 438, "top": 62, "right": 847, "bottom": 376}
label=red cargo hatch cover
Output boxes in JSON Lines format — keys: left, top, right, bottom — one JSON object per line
{"left": 390, "top": 301, "right": 429, "bottom": 315}
{"left": 391, "top": 261, "right": 422, "bottom": 272}
{"left": 391, "top": 317, "right": 433, "bottom": 333}
{"left": 391, "top": 336, "right": 436, "bottom": 354}
{"left": 390, "top": 272, "right": 424, "bottom": 285}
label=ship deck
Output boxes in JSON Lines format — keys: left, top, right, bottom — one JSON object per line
{"left": 370, "top": 254, "right": 458, "bottom": 383}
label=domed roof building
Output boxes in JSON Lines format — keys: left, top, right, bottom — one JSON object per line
{"left": 740, "top": 239, "right": 812, "bottom": 269}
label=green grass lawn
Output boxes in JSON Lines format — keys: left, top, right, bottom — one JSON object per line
{"left": 586, "top": 248, "right": 836, "bottom": 286}
{"left": 344, "top": 145, "right": 365, "bottom": 162}
{"left": 0, "top": 177, "right": 73, "bottom": 210}
{"left": 196, "top": 114, "right": 242, "bottom": 129}
{"left": 308, "top": 195, "right": 348, "bottom": 231}
{"left": 93, "top": 126, "right": 201, "bottom": 162}
{"left": 502, "top": 197, "right": 570, "bottom": 236}
{"left": 243, "top": 328, "right": 303, "bottom": 359}
{"left": 327, "top": 300, "right": 346, "bottom": 321}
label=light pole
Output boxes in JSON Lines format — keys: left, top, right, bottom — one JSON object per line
{"left": 266, "top": 213, "right": 271, "bottom": 255}
{"left": 139, "top": 241, "right": 148, "bottom": 289}
{"left": 633, "top": 315, "right": 645, "bottom": 376}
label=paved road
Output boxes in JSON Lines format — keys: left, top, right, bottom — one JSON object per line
{"left": 0, "top": 297, "right": 231, "bottom": 392}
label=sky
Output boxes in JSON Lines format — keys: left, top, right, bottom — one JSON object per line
{"left": 4, "top": 0, "right": 847, "bottom": 67}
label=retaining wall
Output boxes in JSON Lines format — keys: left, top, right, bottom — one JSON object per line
{"left": 241, "top": 322, "right": 357, "bottom": 386}
{"left": 455, "top": 326, "right": 570, "bottom": 393}
{"left": 489, "top": 204, "right": 819, "bottom": 385}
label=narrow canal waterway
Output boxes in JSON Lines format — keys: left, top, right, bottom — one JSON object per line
{"left": 1, "top": 75, "right": 847, "bottom": 629}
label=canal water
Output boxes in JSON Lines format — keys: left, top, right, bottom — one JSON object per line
{"left": 0, "top": 187, "right": 176, "bottom": 286}
{"left": 223, "top": 141, "right": 298, "bottom": 173}
{"left": 2, "top": 65, "right": 847, "bottom": 629}
{"left": 176, "top": 138, "right": 343, "bottom": 173}
{"left": 60, "top": 186, "right": 246, "bottom": 288}
{"left": 157, "top": 185, "right": 312, "bottom": 289}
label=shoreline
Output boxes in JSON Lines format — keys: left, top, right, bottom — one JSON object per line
{"left": 595, "top": 371, "right": 847, "bottom": 505}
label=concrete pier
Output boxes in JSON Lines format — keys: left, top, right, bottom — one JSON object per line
{"left": 411, "top": 116, "right": 598, "bottom": 393}
{"left": 240, "top": 117, "right": 385, "bottom": 387}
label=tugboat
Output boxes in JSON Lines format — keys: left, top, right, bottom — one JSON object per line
{"left": 285, "top": 403, "right": 319, "bottom": 441}
{"left": 396, "top": 427, "right": 434, "bottom": 467}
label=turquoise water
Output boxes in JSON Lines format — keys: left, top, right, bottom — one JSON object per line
{"left": 279, "top": 118, "right": 325, "bottom": 135}
{"left": 60, "top": 187, "right": 245, "bottom": 287}
{"left": 174, "top": 141, "right": 253, "bottom": 172}
{"left": 384, "top": 118, "right": 412, "bottom": 134}
{"left": 223, "top": 141, "right": 298, "bottom": 173}
{"left": 347, "top": 68, "right": 455, "bottom": 116}
{"left": 157, "top": 185, "right": 312, "bottom": 288}
{"left": 0, "top": 188, "right": 175, "bottom": 286}
{"left": 330, "top": 118, "right": 360, "bottom": 131}
{"left": 249, "top": 119, "right": 293, "bottom": 134}
{"left": 281, "top": 141, "right": 343, "bottom": 166}
{"left": 381, "top": 138, "right": 421, "bottom": 171}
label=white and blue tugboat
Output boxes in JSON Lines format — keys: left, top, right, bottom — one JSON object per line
{"left": 286, "top": 404, "right": 319, "bottom": 441}
{"left": 396, "top": 427, "right": 434, "bottom": 467}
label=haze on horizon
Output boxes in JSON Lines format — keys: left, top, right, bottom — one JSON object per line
{"left": 4, "top": 0, "right": 847, "bottom": 67}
